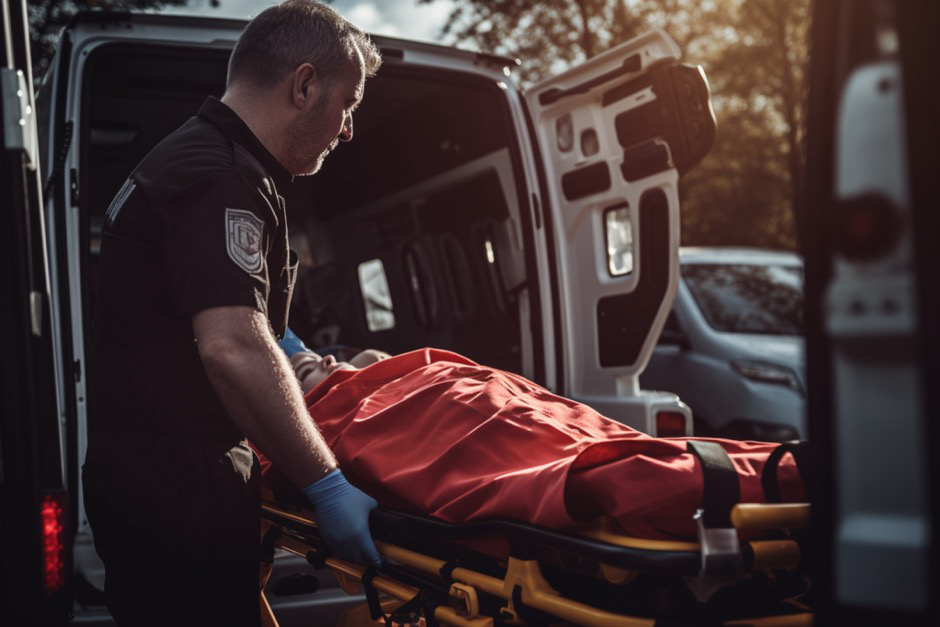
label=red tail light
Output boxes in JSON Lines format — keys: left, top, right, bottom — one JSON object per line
{"left": 41, "top": 492, "right": 67, "bottom": 596}
{"left": 656, "top": 411, "right": 688, "bottom": 437}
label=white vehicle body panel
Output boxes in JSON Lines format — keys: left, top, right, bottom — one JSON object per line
{"left": 525, "top": 30, "right": 690, "bottom": 433}
{"left": 830, "top": 60, "right": 928, "bottom": 611}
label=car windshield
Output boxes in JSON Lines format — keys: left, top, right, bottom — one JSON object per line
{"left": 682, "top": 263, "right": 803, "bottom": 335}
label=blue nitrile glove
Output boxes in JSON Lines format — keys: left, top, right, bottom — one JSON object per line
{"left": 302, "top": 469, "right": 382, "bottom": 565}
{"left": 278, "top": 326, "right": 311, "bottom": 358}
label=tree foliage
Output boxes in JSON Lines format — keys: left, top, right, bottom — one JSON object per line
{"left": 419, "top": 0, "right": 809, "bottom": 250}
{"left": 28, "top": 0, "right": 207, "bottom": 78}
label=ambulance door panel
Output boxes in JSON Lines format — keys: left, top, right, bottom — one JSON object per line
{"left": 1, "top": 0, "right": 72, "bottom": 619}
{"left": 524, "top": 30, "right": 715, "bottom": 409}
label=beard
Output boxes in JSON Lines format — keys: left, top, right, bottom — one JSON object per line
{"left": 283, "top": 90, "right": 337, "bottom": 176}
{"left": 290, "top": 144, "right": 332, "bottom": 177}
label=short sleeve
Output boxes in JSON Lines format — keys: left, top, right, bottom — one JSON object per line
{"left": 158, "top": 171, "right": 277, "bottom": 318}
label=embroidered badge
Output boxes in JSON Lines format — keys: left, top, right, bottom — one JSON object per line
{"left": 225, "top": 208, "right": 264, "bottom": 273}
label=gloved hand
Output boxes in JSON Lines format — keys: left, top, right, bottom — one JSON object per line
{"left": 302, "top": 469, "right": 381, "bottom": 565}
{"left": 278, "top": 326, "right": 311, "bottom": 358}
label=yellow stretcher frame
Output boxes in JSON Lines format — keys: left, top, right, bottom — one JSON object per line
{"left": 258, "top": 498, "right": 813, "bottom": 627}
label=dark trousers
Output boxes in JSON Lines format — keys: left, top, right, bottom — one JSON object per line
{"left": 83, "top": 430, "right": 261, "bottom": 626}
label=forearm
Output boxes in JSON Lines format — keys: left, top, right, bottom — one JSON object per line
{"left": 195, "top": 307, "right": 336, "bottom": 488}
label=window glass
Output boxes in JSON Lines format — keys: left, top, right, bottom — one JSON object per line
{"left": 556, "top": 112, "right": 574, "bottom": 152}
{"left": 682, "top": 263, "right": 803, "bottom": 334}
{"left": 358, "top": 259, "right": 395, "bottom": 332}
{"left": 311, "top": 73, "right": 513, "bottom": 213}
{"left": 604, "top": 205, "right": 633, "bottom": 276}
{"left": 581, "top": 128, "right": 599, "bottom": 156}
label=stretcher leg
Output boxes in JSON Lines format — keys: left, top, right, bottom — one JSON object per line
{"left": 260, "top": 518, "right": 280, "bottom": 627}
{"left": 261, "top": 591, "right": 279, "bottom": 627}
{"left": 336, "top": 598, "right": 408, "bottom": 626}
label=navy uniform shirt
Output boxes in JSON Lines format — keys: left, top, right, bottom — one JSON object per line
{"left": 92, "top": 97, "right": 298, "bottom": 438}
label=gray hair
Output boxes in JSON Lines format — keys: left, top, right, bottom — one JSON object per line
{"left": 227, "top": 0, "right": 382, "bottom": 89}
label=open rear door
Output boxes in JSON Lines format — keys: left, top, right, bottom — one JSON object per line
{"left": 525, "top": 30, "right": 715, "bottom": 432}
{"left": 1, "top": 0, "right": 72, "bottom": 622}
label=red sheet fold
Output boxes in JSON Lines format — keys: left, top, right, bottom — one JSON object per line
{"left": 261, "top": 348, "right": 804, "bottom": 540}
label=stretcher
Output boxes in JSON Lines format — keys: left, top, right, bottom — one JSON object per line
{"left": 259, "top": 441, "right": 813, "bottom": 626}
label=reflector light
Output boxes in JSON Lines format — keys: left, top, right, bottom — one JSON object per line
{"left": 41, "top": 493, "right": 67, "bottom": 595}
{"left": 656, "top": 411, "right": 687, "bottom": 438}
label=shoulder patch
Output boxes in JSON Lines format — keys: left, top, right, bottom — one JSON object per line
{"left": 226, "top": 208, "right": 265, "bottom": 273}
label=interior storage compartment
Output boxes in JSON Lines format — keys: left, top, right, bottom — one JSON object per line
{"left": 81, "top": 44, "right": 532, "bottom": 375}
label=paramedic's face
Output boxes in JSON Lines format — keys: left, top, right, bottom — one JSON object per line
{"left": 286, "top": 56, "right": 365, "bottom": 176}
{"left": 303, "top": 354, "right": 355, "bottom": 389}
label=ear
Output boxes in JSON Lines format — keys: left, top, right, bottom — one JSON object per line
{"left": 290, "top": 63, "right": 321, "bottom": 109}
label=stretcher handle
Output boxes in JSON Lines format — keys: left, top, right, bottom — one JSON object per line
{"left": 731, "top": 503, "right": 811, "bottom": 532}
{"left": 368, "top": 507, "right": 701, "bottom": 575}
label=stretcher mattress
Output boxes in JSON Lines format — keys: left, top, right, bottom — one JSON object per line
{"left": 258, "top": 348, "right": 805, "bottom": 541}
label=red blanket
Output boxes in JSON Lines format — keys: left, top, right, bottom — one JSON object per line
{"left": 261, "top": 349, "right": 804, "bottom": 540}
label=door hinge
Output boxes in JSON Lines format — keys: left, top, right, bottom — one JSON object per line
{"left": 1, "top": 68, "right": 39, "bottom": 169}
{"left": 73, "top": 358, "right": 82, "bottom": 383}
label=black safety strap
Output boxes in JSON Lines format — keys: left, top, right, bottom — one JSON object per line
{"left": 389, "top": 589, "right": 430, "bottom": 625}
{"left": 762, "top": 441, "right": 810, "bottom": 503}
{"left": 362, "top": 565, "right": 442, "bottom": 626}
{"left": 439, "top": 559, "right": 459, "bottom": 584}
{"left": 687, "top": 441, "right": 739, "bottom": 529}
{"left": 259, "top": 526, "right": 280, "bottom": 566}
{"left": 361, "top": 566, "right": 388, "bottom": 622}
{"left": 422, "top": 599, "right": 442, "bottom": 627}
{"left": 511, "top": 584, "right": 558, "bottom": 625}
{"left": 304, "top": 550, "right": 327, "bottom": 570}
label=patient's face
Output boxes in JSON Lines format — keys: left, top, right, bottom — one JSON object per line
{"left": 299, "top": 353, "right": 356, "bottom": 392}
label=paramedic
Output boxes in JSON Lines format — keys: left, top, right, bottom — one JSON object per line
{"left": 82, "top": 2, "right": 382, "bottom": 624}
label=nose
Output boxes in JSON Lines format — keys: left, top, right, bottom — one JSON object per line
{"left": 339, "top": 112, "right": 353, "bottom": 142}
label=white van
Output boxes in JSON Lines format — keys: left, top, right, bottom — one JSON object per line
{"left": 25, "top": 10, "right": 715, "bottom": 623}
{"left": 7, "top": 2, "right": 940, "bottom": 626}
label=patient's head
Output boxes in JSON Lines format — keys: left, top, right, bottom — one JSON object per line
{"left": 290, "top": 352, "right": 357, "bottom": 393}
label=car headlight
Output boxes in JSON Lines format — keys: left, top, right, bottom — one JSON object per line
{"left": 730, "top": 359, "right": 804, "bottom": 394}
{"left": 718, "top": 419, "right": 800, "bottom": 442}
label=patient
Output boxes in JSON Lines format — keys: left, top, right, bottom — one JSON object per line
{"left": 262, "top": 347, "right": 805, "bottom": 541}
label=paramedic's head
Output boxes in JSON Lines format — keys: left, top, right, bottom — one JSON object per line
{"left": 223, "top": 0, "right": 382, "bottom": 176}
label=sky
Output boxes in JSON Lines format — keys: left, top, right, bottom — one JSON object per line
{"left": 166, "top": 0, "right": 456, "bottom": 44}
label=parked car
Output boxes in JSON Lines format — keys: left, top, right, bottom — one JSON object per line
{"left": 640, "top": 247, "right": 806, "bottom": 441}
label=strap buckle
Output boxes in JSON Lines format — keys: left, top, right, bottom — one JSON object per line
{"left": 695, "top": 508, "right": 743, "bottom": 578}
{"left": 683, "top": 441, "right": 745, "bottom": 601}
{"left": 684, "top": 508, "right": 744, "bottom": 602}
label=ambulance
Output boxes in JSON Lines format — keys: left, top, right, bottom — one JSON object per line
{"left": 1, "top": 0, "right": 937, "bottom": 624}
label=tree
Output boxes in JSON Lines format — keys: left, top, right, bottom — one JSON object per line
{"left": 419, "top": 0, "right": 809, "bottom": 250}
{"left": 27, "top": 0, "right": 212, "bottom": 78}
{"left": 420, "top": 0, "right": 649, "bottom": 84}
{"left": 679, "top": 0, "right": 808, "bottom": 249}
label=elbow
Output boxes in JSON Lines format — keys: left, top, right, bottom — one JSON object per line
{"left": 196, "top": 335, "right": 250, "bottom": 384}
{"left": 197, "top": 337, "right": 240, "bottom": 374}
